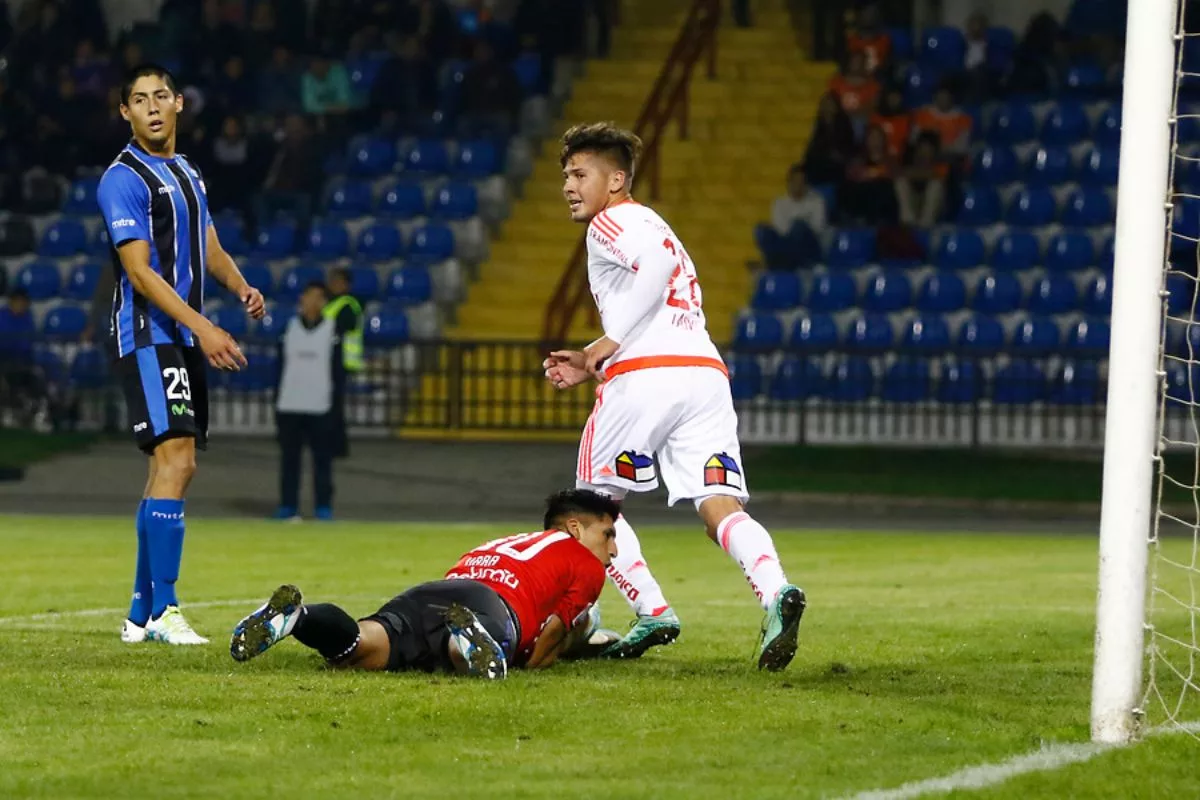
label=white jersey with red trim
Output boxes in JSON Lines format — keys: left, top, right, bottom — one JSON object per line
{"left": 585, "top": 201, "right": 723, "bottom": 369}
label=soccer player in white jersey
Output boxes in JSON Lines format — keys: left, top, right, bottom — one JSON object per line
{"left": 543, "top": 122, "right": 806, "bottom": 671}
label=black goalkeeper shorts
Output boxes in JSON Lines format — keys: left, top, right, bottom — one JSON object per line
{"left": 362, "top": 579, "right": 520, "bottom": 673}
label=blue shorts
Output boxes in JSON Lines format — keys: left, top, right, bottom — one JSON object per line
{"left": 116, "top": 344, "right": 209, "bottom": 453}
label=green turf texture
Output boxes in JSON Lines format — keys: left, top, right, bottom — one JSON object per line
{"left": 0, "top": 431, "right": 96, "bottom": 470}
{"left": 0, "top": 517, "right": 1195, "bottom": 799}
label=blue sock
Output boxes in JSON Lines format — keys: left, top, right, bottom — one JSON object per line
{"left": 145, "top": 498, "right": 186, "bottom": 619}
{"left": 127, "top": 499, "right": 152, "bottom": 626}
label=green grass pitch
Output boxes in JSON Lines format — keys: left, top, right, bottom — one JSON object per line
{"left": 0, "top": 516, "right": 1195, "bottom": 799}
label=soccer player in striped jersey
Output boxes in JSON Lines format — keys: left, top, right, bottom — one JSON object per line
{"left": 97, "top": 64, "right": 265, "bottom": 646}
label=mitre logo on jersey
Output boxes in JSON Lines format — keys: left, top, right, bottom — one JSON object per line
{"left": 704, "top": 453, "right": 743, "bottom": 489}
{"left": 615, "top": 451, "right": 655, "bottom": 483}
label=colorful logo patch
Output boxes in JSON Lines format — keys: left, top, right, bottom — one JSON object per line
{"left": 615, "top": 451, "right": 655, "bottom": 483}
{"left": 704, "top": 453, "right": 743, "bottom": 489}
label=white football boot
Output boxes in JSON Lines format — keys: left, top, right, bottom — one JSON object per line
{"left": 121, "top": 619, "right": 148, "bottom": 643}
{"left": 145, "top": 606, "right": 209, "bottom": 645}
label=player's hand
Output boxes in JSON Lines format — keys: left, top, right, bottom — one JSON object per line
{"left": 582, "top": 337, "right": 620, "bottom": 380}
{"left": 543, "top": 355, "right": 591, "bottom": 390}
{"left": 240, "top": 285, "right": 266, "bottom": 320}
{"left": 197, "top": 323, "right": 247, "bottom": 371}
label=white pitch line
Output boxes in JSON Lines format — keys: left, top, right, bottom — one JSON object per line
{"left": 841, "top": 721, "right": 1200, "bottom": 800}
{"left": 0, "top": 594, "right": 389, "bottom": 628}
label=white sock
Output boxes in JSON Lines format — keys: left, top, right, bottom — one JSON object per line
{"left": 606, "top": 515, "right": 671, "bottom": 618}
{"left": 716, "top": 511, "right": 789, "bottom": 609}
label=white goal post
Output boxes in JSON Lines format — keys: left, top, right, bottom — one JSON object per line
{"left": 1091, "top": 0, "right": 1185, "bottom": 744}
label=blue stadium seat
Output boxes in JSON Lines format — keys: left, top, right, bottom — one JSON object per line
{"left": 257, "top": 304, "right": 294, "bottom": 339}
{"left": 1174, "top": 197, "right": 1200, "bottom": 241}
{"left": 365, "top": 306, "right": 410, "bottom": 346}
{"left": 70, "top": 347, "right": 108, "bottom": 389}
{"left": 1083, "top": 273, "right": 1113, "bottom": 315}
{"left": 88, "top": 226, "right": 111, "bottom": 257}
{"left": 385, "top": 266, "right": 433, "bottom": 306}
{"left": 346, "top": 265, "right": 381, "bottom": 300}
{"left": 1080, "top": 147, "right": 1120, "bottom": 186}
{"left": 277, "top": 263, "right": 325, "bottom": 300}
{"left": 902, "top": 314, "right": 951, "bottom": 350}
{"left": 253, "top": 221, "right": 297, "bottom": 258}
{"left": 408, "top": 224, "right": 456, "bottom": 262}
{"left": 972, "top": 146, "right": 1018, "bottom": 185}
{"left": 915, "top": 272, "right": 966, "bottom": 313}
{"left": 214, "top": 213, "right": 250, "bottom": 256}
{"left": 957, "top": 185, "right": 1001, "bottom": 225}
{"left": 513, "top": 52, "right": 542, "bottom": 93}
{"left": 938, "top": 359, "right": 980, "bottom": 403}
{"left": 31, "top": 347, "right": 65, "bottom": 384}
{"left": 410, "top": 108, "right": 454, "bottom": 139}
{"left": 377, "top": 181, "right": 427, "bottom": 219}
{"left": 972, "top": 272, "right": 1022, "bottom": 314}
{"left": 991, "top": 231, "right": 1040, "bottom": 271}
{"left": 1165, "top": 361, "right": 1200, "bottom": 407}
{"left": 986, "top": 27, "right": 1017, "bottom": 69}
{"left": 1044, "top": 232, "right": 1094, "bottom": 272}
{"left": 882, "top": 358, "right": 930, "bottom": 403}
{"left": 1024, "top": 146, "right": 1073, "bottom": 186}
{"left": 826, "top": 228, "right": 876, "bottom": 268}
{"left": 830, "top": 357, "right": 874, "bottom": 402}
{"left": 993, "top": 360, "right": 1045, "bottom": 404}
{"left": 862, "top": 270, "right": 911, "bottom": 313}
{"left": 728, "top": 356, "right": 764, "bottom": 401}
{"left": 42, "top": 304, "right": 87, "bottom": 339}
{"left": 304, "top": 222, "right": 350, "bottom": 259}
{"left": 1167, "top": 273, "right": 1195, "bottom": 315}
{"left": 208, "top": 305, "right": 249, "bottom": 338}
{"left": 239, "top": 260, "right": 274, "bottom": 298}
{"left": 888, "top": 27, "right": 914, "bottom": 60}
{"left": 1006, "top": 187, "right": 1057, "bottom": 226}
{"left": 920, "top": 26, "right": 966, "bottom": 70}
{"left": 1099, "top": 235, "right": 1115, "bottom": 270}
{"left": 808, "top": 272, "right": 857, "bottom": 313}
{"left": 226, "top": 353, "right": 279, "bottom": 393}
{"left": 403, "top": 139, "right": 451, "bottom": 175}
{"left": 789, "top": 312, "right": 839, "bottom": 349}
{"left": 1011, "top": 315, "right": 1061, "bottom": 354}
{"left": 356, "top": 224, "right": 405, "bottom": 261}
{"left": 1028, "top": 274, "right": 1079, "bottom": 315}
{"left": 1064, "top": 62, "right": 1106, "bottom": 96}
{"left": 64, "top": 261, "right": 102, "bottom": 302}
{"left": 63, "top": 177, "right": 100, "bottom": 215}
{"left": 431, "top": 183, "right": 479, "bottom": 220}
{"left": 1068, "top": 318, "right": 1111, "bottom": 353}
{"left": 1094, "top": 104, "right": 1122, "bottom": 146}
{"left": 1061, "top": 188, "right": 1114, "bottom": 227}
{"left": 347, "top": 136, "right": 396, "bottom": 177}
{"left": 1041, "top": 102, "right": 1089, "bottom": 145}
{"left": 1049, "top": 361, "right": 1101, "bottom": 405}
{"left": 935, "top": 229, "right": 985, "bottom": 270}
{"left": 987, "top": 102, "right": 1037, "bottom": 144}
{"left": 847, "top": 313, "right": 894, "bottom": 350}
{"left": 326, "top": 180, "right": 374, "bottom": 217}
{"left": 957, "top": 313, "right": 1005, "bottom": 352}
{"left": 15, "top": 260, "right": 61, "bottom": 300}
{"left": 735, "top": 313, "right": 784, "bottom": 350}
{"left": 752, "top": 272, "right": 803, "bottom": 311}
{"left": 901, "top": 63, "right": 939, "bottom": 108}
{"left": 38, "top": 218, "right": 87, "bottom": 258}
{"left": 454, "top": 139, "right": 501, "bottom": 178}
{"left": 347, "top": 55, "right": 384, "bottom": 101}
{"left": 771, "top": 357, "right": 825, "bottom": 400}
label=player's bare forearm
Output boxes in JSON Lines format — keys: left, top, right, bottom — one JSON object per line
{"left": 118, "top": 241, "right": 214, "bottom": 335}
{"left": 206, "top": 226, "right": 264, "bottom": 318}
{"left": 525, "top": 615, "right": 569, "bottom": 669}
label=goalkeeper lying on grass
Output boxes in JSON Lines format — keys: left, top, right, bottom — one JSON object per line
{"left": 230, "top": 490, "right": 624, "bottom": 680}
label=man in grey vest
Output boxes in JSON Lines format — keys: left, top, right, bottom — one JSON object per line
{"left": 274, "top": 281, "right": 344, "bottom": 521}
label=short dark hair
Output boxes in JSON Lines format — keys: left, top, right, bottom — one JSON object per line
{"left": 329, "top": 267, "right": 352, "bottom": 285}
{"left": 9, "top": 288, "right": 29, "bottom": 302}
{"left": 303, "top": 280, "right": 328, "bottom": 295}
{"left": 788, "top": 162, "right": 806, "bottom": 178}
{"left": 560, "top": 122, "right": 643, "bottom": 184}
{"left": 543, "top": 489, "right": 621, "bottom": 531}
{"left": 121, "top": 63, "right": 180, "bottom": 106}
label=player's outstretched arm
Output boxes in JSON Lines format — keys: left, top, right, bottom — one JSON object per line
{"left": 525, "top": 614, "right": 569, "bottom": 669}
{"left": 600, "top": 239, "right": 678, "bottom": 349}
{"left": 205, "top": 225, "right": 265, "bottom": 319}
{"left": 118, "top": 240, "right": 247, "bottom": 371}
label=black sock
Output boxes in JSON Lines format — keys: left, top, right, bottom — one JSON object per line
{"left": 292, "top": 603, "right": 361, "bottom": 663}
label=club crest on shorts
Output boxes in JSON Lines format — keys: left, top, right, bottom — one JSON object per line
{"left": 615, "top": 451, "right": 655, "bottom": 483}
{"left": 704, "top": 453, "right": 743, "bottom": 489}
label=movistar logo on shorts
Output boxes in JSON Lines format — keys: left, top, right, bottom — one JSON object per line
{"left": 171, "top": 403, "right": 193, "bottom": 417}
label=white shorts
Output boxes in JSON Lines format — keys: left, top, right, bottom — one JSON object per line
{"left": 575, "top": 365, "right": 749, "bottom": 507}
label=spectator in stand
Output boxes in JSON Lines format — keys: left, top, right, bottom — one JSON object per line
{"left": 371, "top": 34, "right": 437, "bottom": 125}
{"left": 70, "top": 39, "right": 112, "bottom": 100}
{"left": 301, "top": 53, "right": 353, "bottom": 120}
{"left": 256, "top": 114, "right": 323, "bottom": 229}
{"left": 846, "top": 3, "right": 891, "bottom": 75}
{"left": 209, "top": 115, "right": 254, "bottom": 214}
{"left": 757, "top": 163, "right": 826, "bottom": 269}
{"left": 458, "top": 40, "right": 523, "bottom": 138}
{"left": 213, "top": 55, "right": 255, "bottom": 116}
{"left": 828, "top": 51, "right": 880, "bottom": 129}
{"left": 1006, "top": 12, "right": 1062, "bottom": 96}
{"left": 398, "top": 0, "right": 459, "bottom": 63}
{"left": 870, "top": 86, "right": 910, "bottom": 161}
{"left": 912, "top": 86, "right": 972, "bottom": 162}
{"left": 959, "top": 12, "right": 1002, "bottom": 102}
{"left": 246, "top": 1, "right": 283, "bottom": 69}
{"left": 0, "top": 289, "right": 34, "bottom": 364}
{"left": 803, "top": 92, "right": 857, "bottom": 187}
{"left": 841, "top": 125, "right": 899, "bottom": 225}
{"left": 894, "top": 132, "right": 947, "bottom": 228}
{"left": 259, "top": 45, "right": 304, "bottom": 116}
